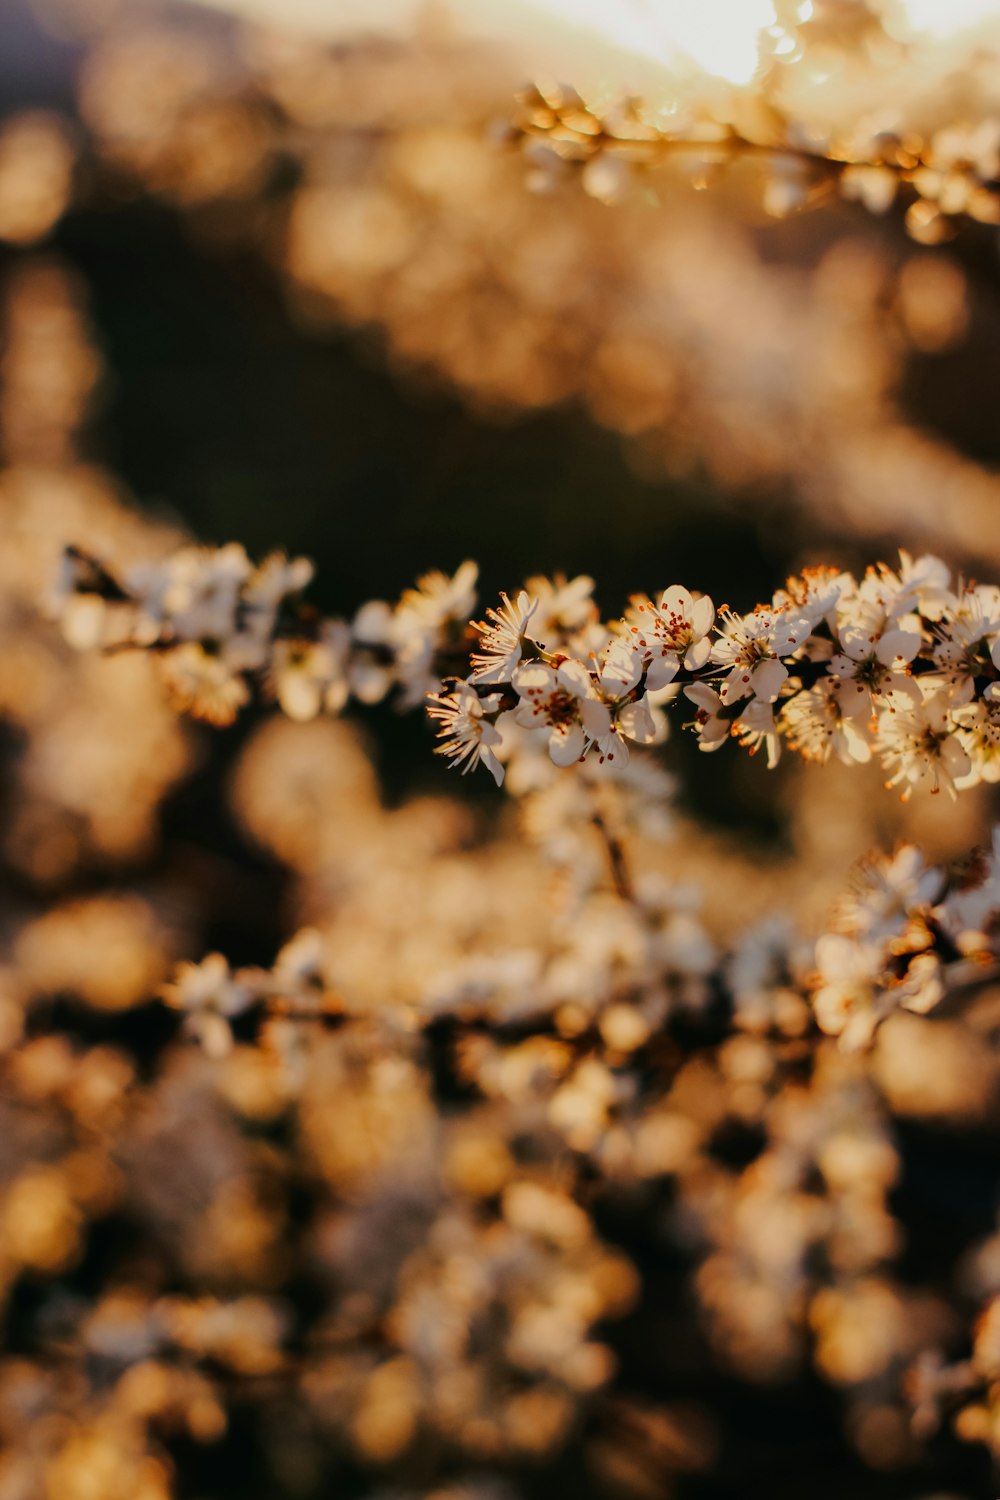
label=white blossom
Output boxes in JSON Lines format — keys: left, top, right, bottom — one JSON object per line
{"left": 626, "top": 585, "right": 715, "bottom": 691}
{"left": 349, "top": 598, "right": 397, "bottom": 704}
{"left": 711, "top": 606, "right": 805, "bottom": 707}
{"left": 778, "top": 678, "right": 873, "bottom": 765}
{"left": 932, "top": 583, "right": 1000, "bottom": 687}
{"left": 162, "top": 952, "right": 254, "bottom": 1058}
{"left": 470, "top": 591, "right": 539, "bottom": 685}
{"left": 427, "top": 680, "right": 505, "bottom": 784}
{"left": 157, "top": 641, "right": 251, "bottom": 726}
{"left": 836, "top": 845, "right": 944, "bottom": 945}
{"left": 812, "top": 934, "right": 893, "bottom": 1051}
{"left": 271, "top": 621, "right": 350, "bottom": 721}
{"left": 876, "top": 685, "right": 972, "bottom": 799}
{"left": 158, "top": 543, "right": 252, "bottom": 642}
{"left": 523, "top": 573, "right": 599, "bottom": 652}
{"left": 684, "top": 682, "right": 729, "bottom": 751}
{"left": 512, "top": 659, "right": 608, "bottom": 768}
{"left": 733, "top": 699, "right": 782, "bottom": 769}
{"left": 827, "top": 624, "right": 922, "bottom": 720}
{"left": 591, "top": 694, "right": 658, "bottom": 771}
{"left": 394, "top": 561, "right": 479, "bottom": 707}
{"left": 952, "top": 682, "right": 1000, "bottom": 783}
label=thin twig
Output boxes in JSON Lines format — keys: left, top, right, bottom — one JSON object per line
{"left": 592, "top": 807, "right": 635, "bottom": 903}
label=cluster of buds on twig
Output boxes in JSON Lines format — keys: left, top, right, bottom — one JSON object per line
{"left": 507, "top": 82, "right": 1000, "bottom": 244}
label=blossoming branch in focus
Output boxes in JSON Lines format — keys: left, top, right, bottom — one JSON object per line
{"left": 56, "top": 542, "right": 1000, "bottom": 799}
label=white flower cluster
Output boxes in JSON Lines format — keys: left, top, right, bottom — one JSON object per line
{"left": 430, "top": 583, "right": 671, "bottom": 785}
{"left": 810, "top": 835, "right": 1000, "bottom": 1050}
{"left": 436, "top": 551, "right": 1000, "bottom": 798}
{"left": 56, "top": 543, "right": 1000, "bottom": 800}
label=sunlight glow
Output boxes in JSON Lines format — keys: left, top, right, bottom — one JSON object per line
{"left": 185, "top": 0, "right": 1000, "bottom": 91}
{"left": 525, "top": 0, "right": 777, "bottom": 85}
{"left": 895, "top": 0, "right": 1000, "bottom": 36}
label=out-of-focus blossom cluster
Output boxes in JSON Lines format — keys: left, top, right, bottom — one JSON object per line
{"left": 0, "top": 112, "right": 75, "bottom": 248}
{"left": 6, "top": 699, "right": 1000, "bottom": 1485}
{"left": 0, "top": 259, "right": 192, "bottom": 881}
{"left": 805, "top": 835, "right": 1000, "bottom": 1048}
{"left": 167, "top": 822, "right": 1000, "bottom": 1060}
{"left": 508, "top": 82, "right": 1000, "bottom": 245}
{"left": 55, "top": 540, "right": 1000, "bottom": 803}
{"left": 908, "top": 1295, "right": 1000, "bottom": 1462}
{"left": 10, "top": 756, "right": 995, "bottom": 1493}
{"left": 44, "top": 3, "right": 1000, "bottom": 572}
{"left": 134, "top": 658, "right": 1000, "bottom": 1482}
{"left": 906, "top": 1179, "right": 1000, "bottom": 1467}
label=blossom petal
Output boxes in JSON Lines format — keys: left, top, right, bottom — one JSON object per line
{"left": 597, "top": 732, "right": 629, "bottom": 769}
{"left": 841, "top": 720, "right": 872, "bottom": 763}
{"left": 479, "top": 746, "right": 505, "bottom": 786}
{"left": 645, "top": 654, "right": 679, "bottom": 691}
{"left": 690, "top": 594, "right": 716, "bottom": 635}
{"left": 838, "top": 629, "right": 875, "bottom": 662}
{"left": 549, "top": 722, "right": 586, "bottom": 767}
{"left": 684, "top": 683, "right": 722, "bottom": 713}
{"left": 660, "top": 584, "right": 693, "bottom": 615}
{"left": 875, "top": 628, "right": 921, "bottom": 666}
{"left": 683, "top": 637, "right": 712, "bottom": 672}
{"left": 599, "top": 639, "right": 642, "bottom": 696}
{"left": 513, "top": 661, "right": 556, "bottom": 697}
{"left": 836, "top": 679, "right": 871, "bottom": 720}
{"left": 556, "top": 657, "right": 594, "bottom": 696}
{"left": 749, "top": 658, "right": 787, "bottom": 703}
{"left": 719, "top": 670, "right": 753, "bottom": 706}
{"left": 616, "top": 697, "right": 656, "bottom": 745}
{"left": 580, "top": 698, "right": 612, "bottom": 739}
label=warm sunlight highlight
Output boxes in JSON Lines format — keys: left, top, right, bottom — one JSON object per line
{"left": 894, "top": 0, "right": 1000, "bottom": 37}
{"left": 528, "top": 0, "right": 777, "bottom": 85}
